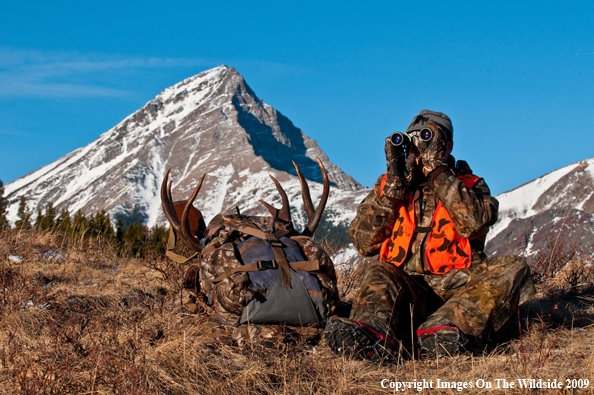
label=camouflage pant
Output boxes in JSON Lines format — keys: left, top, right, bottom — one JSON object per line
{"left": 350, "top": 255, "right": 535, "bottom": 349}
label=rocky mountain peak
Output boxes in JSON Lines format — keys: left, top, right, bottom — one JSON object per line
{"left": 5, "top": 65, "right": 365, "bottom": 229}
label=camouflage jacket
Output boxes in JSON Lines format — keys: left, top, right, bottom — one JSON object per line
{"left": 348, "top": 161, "right": 499, "bottom": 274}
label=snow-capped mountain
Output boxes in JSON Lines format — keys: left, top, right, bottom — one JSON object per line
{"left": 5, "top": 66, "right": 367, "bottom": 230}
{"left": 486, "top": 156, "right": 594, "bottom": 259}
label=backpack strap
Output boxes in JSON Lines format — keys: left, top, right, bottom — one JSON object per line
{"left": 201, "top": 241, "right": 219, "bottom": 257}
{"left": 183, "top": 291, "right": 202, "bottom": 314}
{"left": 267, "top": 239, "right": 291, "bottom": 288}
{"left": 290, "top": 235, "right": 312, "bottom": 241}
{"left": 210, "top": 260, "right": 320, "bottom": 284}
{"left": 237, "top": 226, "right": 268, "bottom": 239}
{"left": 165, "top": 227, "right": 199, "bottom": 264}
{"left": 238, "top": 225, "right": 291, "bottom": 240}
{"left": 238, "top": 240, "right": 301, "bottom": 255}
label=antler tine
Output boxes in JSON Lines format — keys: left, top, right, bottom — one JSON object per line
{"left": 160, "top": 169, "right": 202, "bottom": 252}
{"left": 259, "top": 200, "right": 280, "bottom": 218}
{"left": 292, "top": 161, "right": 314, "bottom": 218}
{"left": 166, "top": 181, "right": 176, "bottom": 218}
{"left": 180, "top": 174, "right": 206, "bottom": 252}
{"left": 268, "top": 175, "right": 291, "bottom": 222}
{"left": 161, "top": 169, "right": 182, "bottom": 231}
{"left": 301, "top": 157, "right": 330, "bottom": 237}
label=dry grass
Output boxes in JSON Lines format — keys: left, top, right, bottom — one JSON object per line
{"left": 1, "top": 229, "right": 593, "bottom": 394}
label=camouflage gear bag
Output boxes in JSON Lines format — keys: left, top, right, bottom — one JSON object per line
{"left": 183, "top": 214, "right": 338, "bottom": 328}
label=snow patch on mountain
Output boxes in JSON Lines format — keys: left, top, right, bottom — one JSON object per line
{"left": 487, "top": 161, "right": 585, "bottom": 243}
{"left": 496, "top": 164, "right": 579, "bottom": 218}
{"left": 202, "top": 163, "right": 234, "bottom": 220}
{"left": 137, "top": 144, "right": 166, "bottom": 228}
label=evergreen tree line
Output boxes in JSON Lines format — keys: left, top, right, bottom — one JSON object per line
{"left": 0, "top": 178, "right": 351, "bottom": 255}
{"left": 0, "top": 180, "right": 168, "bottom": 258}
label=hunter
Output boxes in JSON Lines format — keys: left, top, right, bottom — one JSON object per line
{"left": 324, "top": 109, "right": 535, "bottom": 361}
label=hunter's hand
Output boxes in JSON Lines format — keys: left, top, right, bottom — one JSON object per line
{"left": 384, "top": 137, "right": 406, "bottom": 178}
{"left": 382, "top": 137, "right": 413, "bottom": 200}
{"left": 421, "top": 129, "right": 448, "bottom": 176}
{"left": 405, "top": 151, "right": 418, "bottom": 180}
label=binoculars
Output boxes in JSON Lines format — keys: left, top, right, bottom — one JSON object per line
{"left": 390, "top": 128, "right": 433, "bottom": 149}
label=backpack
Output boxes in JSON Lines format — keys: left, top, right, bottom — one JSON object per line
{"left": 181, "top": 214, "right": 338, "bottom": 328}
{"left": 161, "top": 159, "right": 338, "bottom": 330}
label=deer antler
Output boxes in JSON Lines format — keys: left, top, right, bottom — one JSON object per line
{"left": 160, "top": 170, "right": 205, "bottom": 252}
{"left": 259, "top": 157, "right": 330, "bottom": 237}
{"left": 293, "top": 157, "right": 329, "bottom": 237}
{"left": 259, "top": 175, "right": 291, "bottom": 222}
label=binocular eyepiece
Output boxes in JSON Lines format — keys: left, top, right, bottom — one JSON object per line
{"left": 390, "top": 128, "right": 433, "bottom": 147}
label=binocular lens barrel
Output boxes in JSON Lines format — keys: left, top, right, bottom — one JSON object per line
{"left": 419, "top": 128, "right": 433, "bottom": 142}
{"left": 390, "top": 132, "right": 407, "bottom": 147}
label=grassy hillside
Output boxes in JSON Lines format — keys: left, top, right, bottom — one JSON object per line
{"left": 0, "top": 229, "right": 593, "bottom": 394}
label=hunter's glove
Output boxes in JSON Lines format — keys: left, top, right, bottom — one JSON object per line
{"left": 382, "top": 137, "right": 410, "bottom": 199}
{"left": 420, "top": 128, "right": 448, "bottom": 176}
{"left": 385, "top": 137, "right": 406, "bottom": 178}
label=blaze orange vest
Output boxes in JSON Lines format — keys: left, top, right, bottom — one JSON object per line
{"left": 379, "top": 173, "right": 480, "bottom": 274}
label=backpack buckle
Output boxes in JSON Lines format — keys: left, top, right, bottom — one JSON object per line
{"left": 257, "top": 260, "right": 278, "bottom": 270}
{"left": 267, "top": 240, "right": 285, "bottom": 249}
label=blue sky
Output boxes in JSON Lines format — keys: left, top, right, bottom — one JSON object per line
{"left": 1, "top": 1, "right": 593, "bottom": 195}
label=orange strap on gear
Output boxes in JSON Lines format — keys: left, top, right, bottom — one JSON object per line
{"left": 379, "top": 172, "right": 480, "bottom": 274}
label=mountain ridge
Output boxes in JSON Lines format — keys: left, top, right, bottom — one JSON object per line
{"left": 486, "top": 155, "right": 594, "bottom": 259}
{"left": 5, "top": 65, "right": 366, "bottom": 230}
